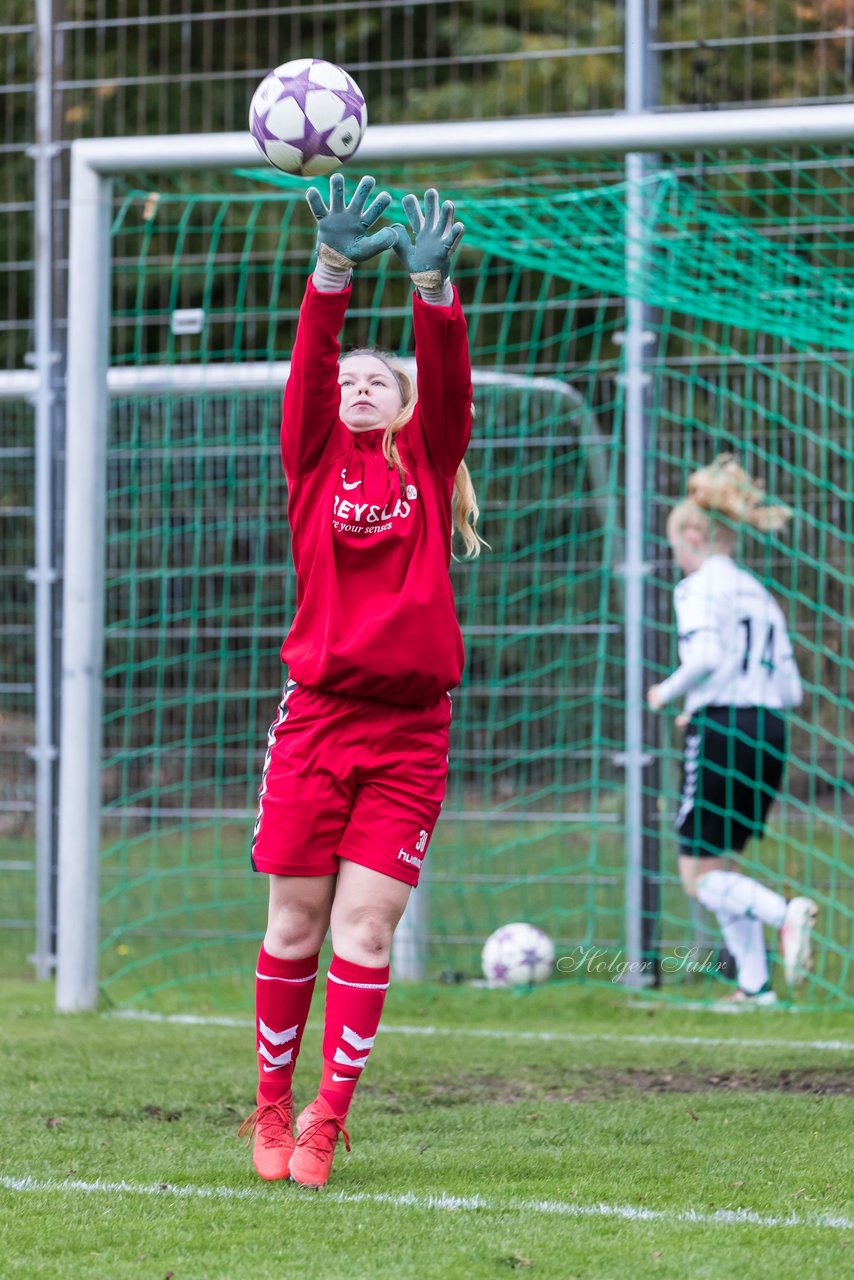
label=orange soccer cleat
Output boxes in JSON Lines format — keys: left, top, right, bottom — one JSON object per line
{"left": 288, "top": 1095, "right": 351, "bottom": 1188}
{"left": 237, "top": 1092, "right": 295, "bottom": 1181}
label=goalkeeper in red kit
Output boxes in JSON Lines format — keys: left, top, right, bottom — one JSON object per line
{"left": 238, "top": 174, "right": 483, "bottom": 1187}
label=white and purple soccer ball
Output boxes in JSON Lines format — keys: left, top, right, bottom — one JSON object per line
{"left": 481, "top": 922, "right": 555, "bottom": 988}
{"left": 248, "top": 58, "right": 367, "bottom": 177}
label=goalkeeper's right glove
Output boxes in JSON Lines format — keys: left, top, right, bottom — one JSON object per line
{"left": 305, "top": 173, "right": 396, "bottom": 283}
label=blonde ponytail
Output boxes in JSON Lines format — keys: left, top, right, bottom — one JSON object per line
{"left": 687, "top": 453, "right": 792, "bottom": 532}
{"left": 667, "top": 453, "right": 792, "bottom": 552}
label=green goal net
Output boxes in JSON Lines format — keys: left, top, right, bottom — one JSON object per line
{"left": 96, "top": 146, "right": 852, "bottom": 1011}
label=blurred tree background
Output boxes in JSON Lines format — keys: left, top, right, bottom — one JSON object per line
{"left": 2, "top": 1, "right": 853, "bottom": 364}
{"left": 1, "top": 0, "right": 852, "bottom": 725}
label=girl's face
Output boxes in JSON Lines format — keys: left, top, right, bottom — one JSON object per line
{"left": 666, "top": 506, "right": 711, "bottom": 575}
{"left": 669, "top": 524, "right": 707, "bottom": 575}
{"left": 338, "top": 354, "right": 403, "bottom": 434}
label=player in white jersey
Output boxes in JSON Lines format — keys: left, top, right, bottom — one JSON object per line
{"left": 646, "top": 455, "right": 818, "bottom": 1003}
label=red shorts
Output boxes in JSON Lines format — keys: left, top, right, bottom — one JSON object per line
{"left": 250, "top": 679, "right": 451, "bottom": 887}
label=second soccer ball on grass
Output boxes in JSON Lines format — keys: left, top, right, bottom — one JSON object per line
{"left": 481, "top": 922, "right": 555, "bottom": 988}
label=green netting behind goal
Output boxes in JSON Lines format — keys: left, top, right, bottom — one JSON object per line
{"left": 96, "top": 147, "right": 852, "bottom": 1011}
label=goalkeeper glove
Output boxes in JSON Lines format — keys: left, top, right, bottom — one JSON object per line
{"left": 391, "top": 188, "right": 464, "bottom": 298}
{"left": 305, "top": 173, "right": 396, "bottom": 275}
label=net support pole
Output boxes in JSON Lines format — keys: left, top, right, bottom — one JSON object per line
{"left": 55, "top": 148, "right": 112, "bottom": 1012}
{"left": 622, "top": 183, "right": 648, "bottom": 981}
{"left": 622, "top": 0, "right": 657, "bottom": 984}
{"left": 391, "top": 883, "right": 426, "bottom": 981}
{"left": 31, "top": 0, "right": 59, "bottom": 980}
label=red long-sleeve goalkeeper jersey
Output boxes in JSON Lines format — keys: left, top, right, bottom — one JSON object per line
{"left": 278, "top": 278, "right": 473, "bottom": 707}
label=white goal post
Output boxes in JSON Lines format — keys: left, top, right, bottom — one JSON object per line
{"left": 57, "top": 104, "right": 854, "bottom": 1010}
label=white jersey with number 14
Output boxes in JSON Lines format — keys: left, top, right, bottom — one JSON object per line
{"left": 656, "top": 554, "right": 803, "bottom": 715}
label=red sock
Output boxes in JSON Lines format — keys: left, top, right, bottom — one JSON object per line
{"left": 318, "top": 954, "right": 390, "bottom": 1118}
{"left": 255, "top": 946, "right": 318, "bottom": 1104}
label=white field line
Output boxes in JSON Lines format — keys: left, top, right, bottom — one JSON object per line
{"left": 2, "top": 1174, "right": 853, "bottom": 1232}
{"left": 108, "top": 1010, "right": 854, "bottom": 1055}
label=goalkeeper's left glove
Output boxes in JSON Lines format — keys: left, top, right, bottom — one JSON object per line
{"left": 391, "top": 188, "right": 464, "bottom": 303}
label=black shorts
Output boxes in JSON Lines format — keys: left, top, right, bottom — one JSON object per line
{"left": 675, "top": 706, "right": 787, "bottom": 858}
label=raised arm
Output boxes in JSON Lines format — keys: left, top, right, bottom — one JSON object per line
{"left": 280, "top": 281, "right": 348, "bottom": 477}
{"left": 392, "top": 189, "right": 472, "bottom": 475}
{"left": 410, "top": 292, "right": 473, "bottom": 475}
{"left": 280, "top": 175, "right": 395, "bottom": 477}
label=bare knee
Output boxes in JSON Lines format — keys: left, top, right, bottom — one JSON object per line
{"left": 681, "top": 872, "right": 700, "bottom": 899}
{"left": 331, "top": 904, "right": 395, "bottom": 966}
{"left": 329, "top": 863, "right": 411, "bottom": 967}
{"left": 679, "top": 855, "right": 723, "bottom": 901}
{"left": 265, "top": 878, "right": 333, "bottom": 958}
{"left": 265, "top": 907, "right": 323, "bottom": 958}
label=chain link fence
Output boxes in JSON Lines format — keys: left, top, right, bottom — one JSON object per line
{"left": 2, "top": 0, "right": 853, "bottom": 976}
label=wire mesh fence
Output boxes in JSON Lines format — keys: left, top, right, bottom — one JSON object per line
{"left": 2, "top": 3, "right": 854, "bottom": 980}
{"left": 4, "top": 3, "right": 854, "bottom": 362}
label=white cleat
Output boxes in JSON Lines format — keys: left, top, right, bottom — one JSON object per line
{"left": 779, "top": 896, "right": 818, "bottom": 987}
{"left": 718, "top": 987, "right": 779, "bottom": 1008}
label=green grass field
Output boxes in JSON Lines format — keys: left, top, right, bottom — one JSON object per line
{"left": 2, "top": 979, "right": 853, "bottom": 1279}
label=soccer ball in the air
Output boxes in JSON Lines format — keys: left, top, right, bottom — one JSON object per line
{"left": 248, "top": 58, "right": 367, "bottom": 176}
{"left": 481, "top": 922, "right": 555, "bottom": 988}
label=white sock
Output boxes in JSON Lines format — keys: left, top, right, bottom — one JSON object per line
{"left": 696, "top": 870, "right": 787, "bottom": 929}
{"left": 717, "top": 912, "right": 769, "bottom": 994}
